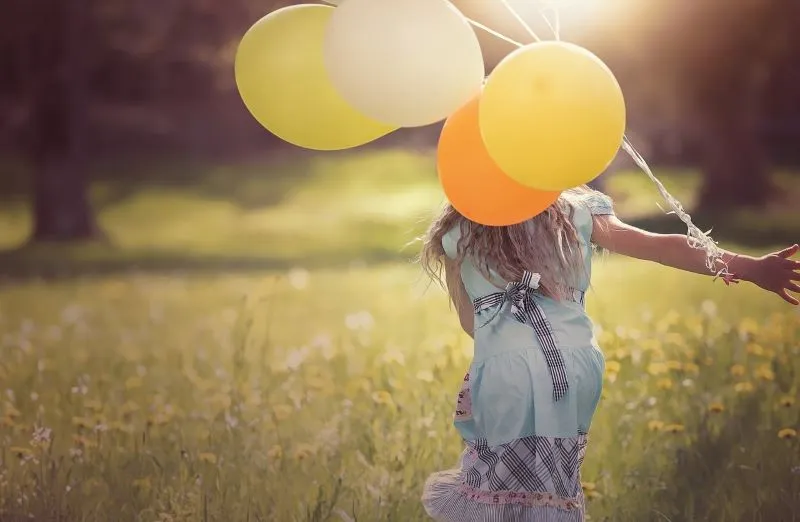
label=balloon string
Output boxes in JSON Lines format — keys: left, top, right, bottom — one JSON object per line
{"left": 621, "top": 136, "right": 727, "bottom": 276}
{"left": 537, "top": 5, "right": 560, "bottom": 40}
{"left": 466, "top": 18, "right": 525, "bottom": 47}
{"left": 319, "top": 0, "right": 525, "bottom": 48}
{"left": 499, "top": 0, "right": 542, "bottom": 42}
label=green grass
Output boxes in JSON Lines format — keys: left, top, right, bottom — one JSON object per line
{"left": 0, "top": 260, "right": 798, "bottom": 521}
{"left": 0, "top": 150, "right": 799, "bottom": 521}
{"left": 3, "top": 150, "right": 800, "bottom": 278}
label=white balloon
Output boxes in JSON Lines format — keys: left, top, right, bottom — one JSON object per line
{"left": 323, "top": 0, "right": 485, "bottom": 128}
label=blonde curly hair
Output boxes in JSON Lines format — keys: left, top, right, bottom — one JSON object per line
{"left": 418, "top": 185, "right": 607, "bottom": 301}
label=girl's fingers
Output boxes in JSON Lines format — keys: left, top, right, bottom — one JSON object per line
{"left": 785, "top": 281, "right": 800, "bottom": 293}
{"left": 777, "top": 244, "right": 800, "bottom": 259}
{"left": 778, "top": 289, "right": 800, "bottom": 306}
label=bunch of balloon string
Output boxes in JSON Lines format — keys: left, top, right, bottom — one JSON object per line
{"left": 234, "top": 0, "right": 733, "bottom": 281}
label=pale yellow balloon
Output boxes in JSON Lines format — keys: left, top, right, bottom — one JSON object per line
{"left": 235, "top": 4, "right": 396, "bottom": 150}
{"left": 323, "top": 0, "right": 485, "bottom": 128}
{"left": 480, "top": 41, "right": 626, "bottom": 191}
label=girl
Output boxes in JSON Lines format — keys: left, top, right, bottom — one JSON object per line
{"left": 418, "top": 185, "right": 799, "bottom": 522}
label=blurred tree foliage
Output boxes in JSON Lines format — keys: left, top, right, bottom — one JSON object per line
{"left": 0, "top": 0, "right": 798, "bottom": 242}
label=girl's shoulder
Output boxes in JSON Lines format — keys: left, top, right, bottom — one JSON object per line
{"left": 563, "top": 187, "right": 615, "bottom": 217}
{"left": 441, "top": 222, "right": 463, "bottom": 260}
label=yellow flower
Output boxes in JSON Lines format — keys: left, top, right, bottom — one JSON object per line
{"left": 663, "top": 423, "right": 685, "bottom": 434}
{"left": 71, "top": 416, "right": 94, "bottom": 430}
{"left": 585, "top": 490, "right": 603, "bottom": 500}
{"left": 647, "top": 362, "right": 668, "bottom": 376}
{"left": 729, "top": 364, "right": 746, "bottom": 377}
{"left": 120, "top": 401, "right": 140, "bottom": 415}
{"left": 605, "top": 372, "right": 618, "bottom": 384}
{"left": 72, "top": 435, "right": 97, "bottom": 448}
{"left": 656, "top": 378, "right": 673, "bottom": 390}
{"left": 738, "top": 317, "right": 759, "bottom": 337}
{"left": 198, "top": 452, "right": 217, "bottom": 465}
{"left": 132, "top": 477, "right": 152, "bottom": 491}
{"left": 292, "top": 443, "right": 316, "bottom": 461}
{"left": 647, "top": 420, "right": 664, "bottom": 432}
{"left": 754, "top": 365, "right": 775, "bottom": 382}
{"left": 125, "top": 376, "right": 143, "bottom": 390}
{"left": 581, "top": 481, "right": 596, "bottom": 491}
{"left": 613, "top": 349, "right": 627, "bottom": 360}
{"left": 666, "top": 360, "right": 683, "bottom": 371}
{"left": 683, "top": 362, "right": 700, "bottom": 376}
{"left": 777, "top": 428, "right": 797, "bottom": 440}
{"left": 708, "top": 402, "right": 725, "bottom": 414}
{"left": 416, "top": 370, "right": 435, "bottom": 383}
{"left": 371, "top": 390, "right": 394, "bottom": 407}
{"left": 9, "top": 446, "right": 33, "bottom": 459}
{"left": 267, "top": 445, "right": 283, "bottom": 460}
{"left": 108, "top": 421, "right": 134, "bottom": 434}
{"left": 4, "top": 404, "right": 21, "bottom": 419}
{"left": 734, "top": 382, "right": 754, "bottom": 393}
{"left": 745, "top": 343, "right": 764, "bottom": 356}
{"left": 84, "top": 399, "right": 103, "bottom": 412}
{"left": 779, "top": 396, "right": 795, "bottom": 408}
{"left": 272, "top": 405, "right": 293, "bottom": 421}
{"left": 605, "top": 361, "right": 621, "bottom": 374}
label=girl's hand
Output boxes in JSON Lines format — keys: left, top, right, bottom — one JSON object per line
{"left": 745, "top": 244, "right": 800, "bottom": 305}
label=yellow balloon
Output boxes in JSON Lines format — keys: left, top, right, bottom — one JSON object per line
{"left": 479, "top": 41, "right": 626, "bottom": 191}
{"left": 234, "top": 5, "right": 396, "bottom": 150}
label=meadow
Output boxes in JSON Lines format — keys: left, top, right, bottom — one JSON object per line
{"left": 0, "top": 149, "right": 798, "bottom": 521}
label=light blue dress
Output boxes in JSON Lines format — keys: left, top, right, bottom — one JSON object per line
{"left": 422, "top": 191, "right": 614, "bottom": 522}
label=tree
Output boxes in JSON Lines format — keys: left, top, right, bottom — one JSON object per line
{"left": 12, "top": 0, "right": 99, "bottom": 242}
{"left": 664, "top": 0, "right": 796, "bottom": 210}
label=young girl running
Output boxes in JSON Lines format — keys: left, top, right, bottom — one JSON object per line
{"left": 418, "top": 185, "right": 799, "bottom": 522}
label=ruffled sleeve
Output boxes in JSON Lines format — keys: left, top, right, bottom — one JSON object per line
{"left": 584, "top": 191, "right": 615, "bottom": 216}
{"left": 441, "top": 224, "right": 462, "bottom": 260}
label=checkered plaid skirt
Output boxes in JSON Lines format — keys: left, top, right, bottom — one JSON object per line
{"left": 422, "top": 342, "right": 603, "bottom": 522}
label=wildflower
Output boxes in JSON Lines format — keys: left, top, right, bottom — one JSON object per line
{"left": 4, "top": 404, "right": 20, "bottom": 419}
{"left": 84, "top": 399, "right": 103, "bottom": 412}
{"left": 9, "top": 446, "right": 33, "bottom": 460}
{"left": 72, "top": 435, "right": 97, "bottom": 449}
{"left": 132, "top": 477, "right": 152, "bottom": 491}
{"left": 708, "top": 402, "right": 725, "bottom": 414}
{"left": 745, "top": 343, "right": 764, "bottom": 356}
{"left": 605, "top": 372, "right": 618, "bottom": 384}
{"left": 666, "top": 360, "right": 683, "bottom": 371}
{"left": 292, "top": 443, "right": 316, "bottom": 461}
{"left": 371, "top": 390, "right": 394, "bottom": 407}
{"left": 778, "top": 428, "right": 797, "bottom": 440}
{"left": 272, "top": 404, "right": 293, "bottom": 421}
{"left": 581, "top": 481, "right": 596, "bottom": 491}
{"left": 31, "top": 426, "right": 52, "bottom": 448}
{"left": 1, "top": 416, "right": 17, "bottom": 428}
{"left": 198, "top": 452, "right": 217, "bottom": 465}
{"left": 416, "top": 370, "right": 434, "bottom": 383}
{"left": 267, "top": 445, "right": 283, "bottom": 460}
{"left": 663, "top": 423, "right": 685, "bottom": 434}
{"left": 125, "top": 376, "right": 143, "bottom": 390}
{"left": 71, "top": 417, "right": 94, "bottom": 430}
{"left": 729, "top": 364, "right": 746, "bottom": 377}
{"left": 585, "top": 490, "right": 603, "bottom": 500}
{"left": 683, "top": 362, "right": 700, "bottom": 376}
{"left": 734, "top": 382, "right": 754, "bottom": 393}
{"left": 605, "top": 360, "right": 621, "bottom": 374}
{"left": 646, "top": 362, "right": 668, "bottom": 376}
{"left": 382, "top": 348, "right": 406, "bottom": 366}
{"left": 779, "top": 396, "right": 795, "bottom": 408}
{"left": 656, "top": 378, "right": 673, "bottom": 390}
{"left": 120, "top": 401, "right": 140, "bottom": 415}
{"left": 754, "top": 365, "right": 775, "bottom": 382}
{"left": 647, "top": 420, "right": 664, "bottom": 432}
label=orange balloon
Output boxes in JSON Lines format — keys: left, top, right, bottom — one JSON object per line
{"left": 437, "top": 95, "right": 560, "bottom": 226}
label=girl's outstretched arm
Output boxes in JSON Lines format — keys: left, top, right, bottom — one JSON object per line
{"left": 444, "top": 257, "right": 475, "bottom": 338}
{"left": 591, "top": 214, "right": 800, "bottom": 305}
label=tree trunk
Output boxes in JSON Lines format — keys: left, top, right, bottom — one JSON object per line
{"left": 27, "top": 0, "right": 99, "bottom": 242}
{"left": 695, "top": 74, "right": 774, "bottom": 211}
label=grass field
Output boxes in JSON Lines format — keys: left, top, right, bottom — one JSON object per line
{"left": 0, "top": 149, "right": 799, "bottom": 521}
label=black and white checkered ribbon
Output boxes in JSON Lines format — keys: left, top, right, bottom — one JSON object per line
{"left": 472, "top": 271, "right": 571, "bottom": 402}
